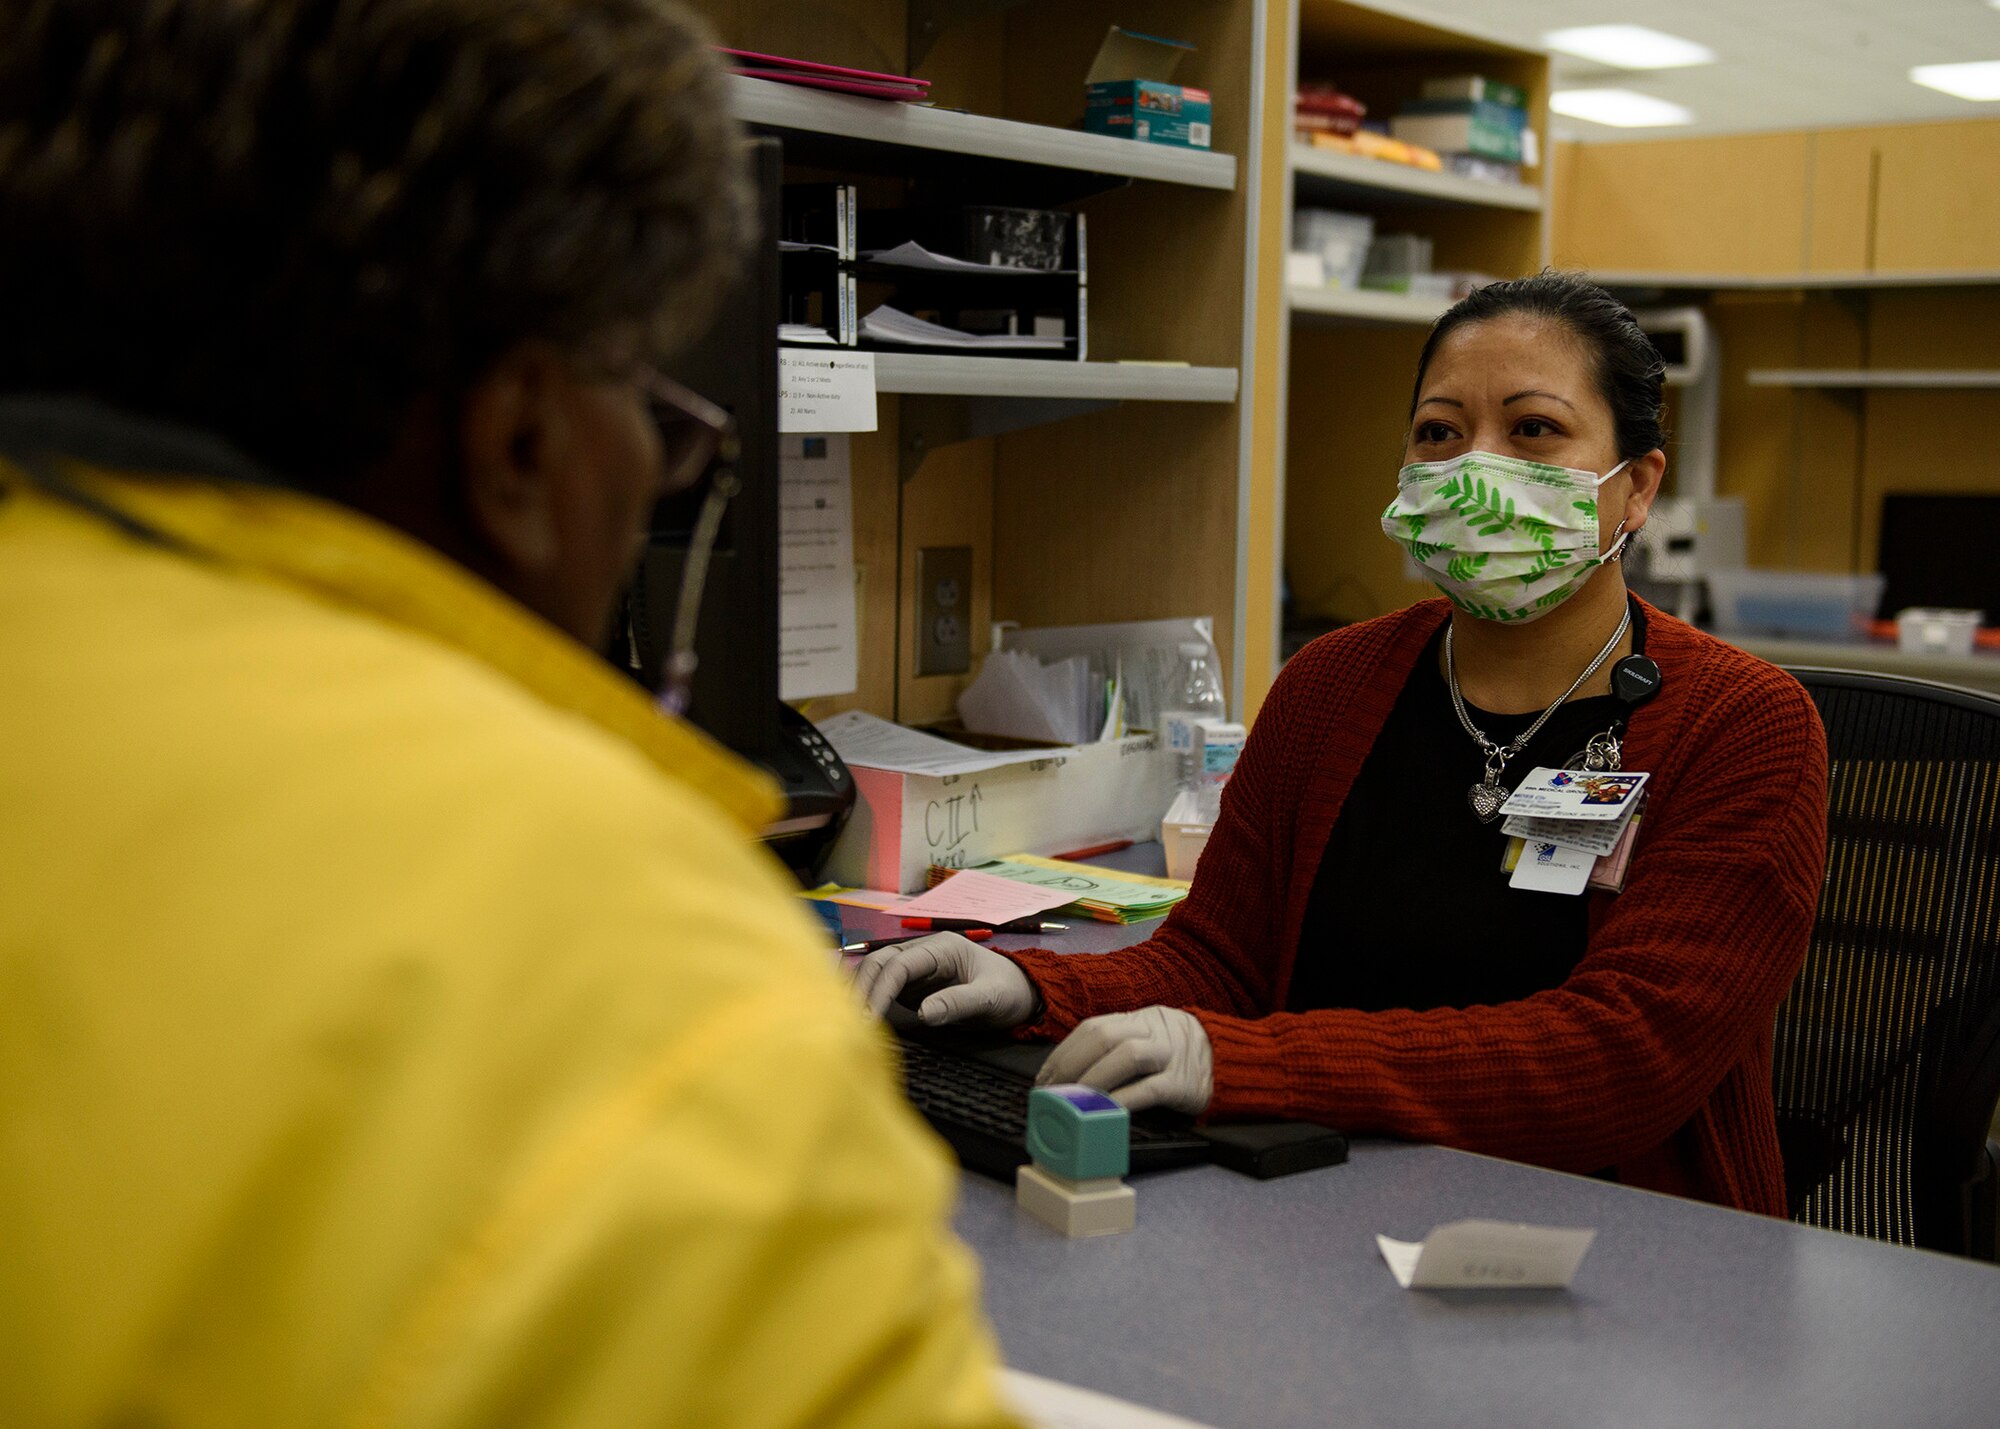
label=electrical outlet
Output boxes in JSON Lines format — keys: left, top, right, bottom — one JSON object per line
{"left": 916, "top": 545, "right": 973, "bottom": 676}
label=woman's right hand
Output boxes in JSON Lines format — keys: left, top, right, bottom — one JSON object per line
{"left": 855, "top": 933, "right": 1041, "bottom": 1030}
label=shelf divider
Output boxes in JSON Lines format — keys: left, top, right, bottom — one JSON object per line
{"left": 1290, "top": 143, "right": 1543, "bottom": 213}
{"left": 729, "top": 75, "right": 1237, "bottom": 193}
{"left": 1746, "top": 369, "right": 2000, "bottom": 389}
{"left": 1288, "top": 285, "right": 1450, "bottom": 328}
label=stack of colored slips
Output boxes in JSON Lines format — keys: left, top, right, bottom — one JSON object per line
{"left": 926, "top": 855, "right": 1188, "bottom": 925}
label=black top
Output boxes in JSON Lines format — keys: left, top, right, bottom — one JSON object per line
{"left": 1287, "top": 603, "right": 1649, "bottom": 1014}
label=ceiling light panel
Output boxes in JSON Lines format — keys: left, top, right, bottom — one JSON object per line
{"left": 1909, "top": 61, "right": 2000, "bottom": 101}
{"left": 1550, "top": 89, "right": 1697, "bottom": 128}
{"left": 1544, "top": 25, "right": 1718, "bottom": 71}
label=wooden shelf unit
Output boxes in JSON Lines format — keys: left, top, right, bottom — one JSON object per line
{"left": 1278, "top": 1, "right": 1553, "bottom": 631}
{"left": 871, "top": 354, "right": 1239, "bottom": 402}
{"left": 688, "top": 1, "right": 1275, "bottom": 726}
{"left": 1287, "top": 284, "right": 1449, "bottom": 327}
{"left": 1291, "top": 140, "right": 1542, "bottom": 212}
{"left": 730, "top": 75, "right": 1238, "bottom": 192}
{"left": 1745, "top": 369, "right": 2000, "bottom": 390}
{"left": 1592, "top": 270, "right": 2000, "bottom": 293}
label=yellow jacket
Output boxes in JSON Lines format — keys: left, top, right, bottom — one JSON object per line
{"left": 0, "top": 415, "right": 1016, "bottom": 1428}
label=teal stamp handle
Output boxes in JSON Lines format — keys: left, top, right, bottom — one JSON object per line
{"left": 1026, "top": 1084, "right": 1130, "bottom": 1180}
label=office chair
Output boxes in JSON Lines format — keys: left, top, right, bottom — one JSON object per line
{"left": 1773, "top": 668, "right": 2000, "bottom": 1261}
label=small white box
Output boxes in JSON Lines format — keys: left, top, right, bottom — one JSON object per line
{"left": 1015, "top": 1163, "right": 1136, "bottom": 1237}
{"left": 826, "top": 732, "right": 1177, "bottom": 894}
{"left": 1897, "top": 607, "right": 1983, "bottom": 657}
{"left": 1161, "top": 787, "right": 1212, "bottom": 882}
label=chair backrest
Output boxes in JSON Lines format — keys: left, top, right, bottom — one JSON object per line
{"left": 1775, "top": 668, "right": 2000, "bottom": 1256}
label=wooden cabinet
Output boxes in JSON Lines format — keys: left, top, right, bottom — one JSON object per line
{"left": 1552, "top": 133, "right": 1813, "bottom": 278}
{"left": 1870, "top": 121, "right": 2000, "bottom": 273}
{"left": 1559, "top": 118, "right": 2000, "bottom": 282}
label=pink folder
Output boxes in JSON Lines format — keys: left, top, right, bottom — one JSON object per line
{"left": 719, "top": 47, "right": 931, "bottom": 99}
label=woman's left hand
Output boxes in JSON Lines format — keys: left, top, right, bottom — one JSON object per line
{"left": 1035, "top": 1006, "right": 1213, "bottom": 1115}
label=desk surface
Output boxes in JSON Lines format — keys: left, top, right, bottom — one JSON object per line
{"left": 955, "top": 1141, "right": 2000, "bottom": 1428}
{"left": 849, "top": 849, "right": 2000, "bottom": 1425}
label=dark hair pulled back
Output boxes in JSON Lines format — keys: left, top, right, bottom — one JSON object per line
{"left": 1410, "top": 270, "right": 1667, "bottom": 461}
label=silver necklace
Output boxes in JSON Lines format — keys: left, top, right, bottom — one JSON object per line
{"left": 1447, "top": 607, "right": 1632, "bottom": 823}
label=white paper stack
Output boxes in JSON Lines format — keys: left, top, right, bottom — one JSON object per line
{"left": 860, "top": 304, "right": 1067, "bottom": 351}
{"left": 957, "top": 649, "right": 1110, "bottom": 746}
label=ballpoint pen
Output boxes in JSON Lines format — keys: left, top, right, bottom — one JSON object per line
{"left": 898, "top": 916, "right": 1070, "bottom": 935}
{"left": 840, "top": 929, "right": 993, "bottom": 954}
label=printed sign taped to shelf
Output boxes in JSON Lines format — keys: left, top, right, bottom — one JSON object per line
{"left": 779, "top": 351, "right": 877, "bottom": 433}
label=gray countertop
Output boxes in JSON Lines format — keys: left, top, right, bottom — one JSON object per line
{"left": 954, "top": 1140, "right": 2000, "bottom": 1428}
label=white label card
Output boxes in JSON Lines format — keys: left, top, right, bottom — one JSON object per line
{"left": 1502, "top": 802, "right": 1638, "bottom": 858}
{"left": 1497, "top": 766, "right": 1650, "bottom": 823}
{"left": 1509, "top": 838, "right": 1595, "bottom": 895}
{"left": 778, "top": 351, "right": 878, "bottom": 433}
{"left": 1376, "top": 1219, "right": 1597, "bottom": 1290}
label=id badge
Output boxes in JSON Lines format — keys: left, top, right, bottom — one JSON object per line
{"left": 1501, "top": 814, "right": 1644, "bottom": 896}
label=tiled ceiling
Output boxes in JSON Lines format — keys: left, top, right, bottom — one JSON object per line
{"left": 1395, "top": 0, "right": 2000, "bottom": 138}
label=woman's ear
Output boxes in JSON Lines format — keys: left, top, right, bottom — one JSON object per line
{"left": 1621, "top": 448, "right": 1668, "bottom": 534}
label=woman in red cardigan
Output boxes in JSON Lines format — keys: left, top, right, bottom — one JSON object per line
{"left": 860, "top": 272, "right": 1828, "bottom": 1216}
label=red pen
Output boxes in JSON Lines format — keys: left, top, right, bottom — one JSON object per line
{"left": 840, "top": 929, "right": 992, "bottom": 954}
{"left": 899, "top": 916, "right": 1069, "bottom": 935}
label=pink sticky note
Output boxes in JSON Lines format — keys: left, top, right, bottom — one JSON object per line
{"left": 893, "top": 869, "right": 1077, "bottom": 924}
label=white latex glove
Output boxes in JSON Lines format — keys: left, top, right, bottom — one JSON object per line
{"left": 854, "top": 932, "right": 1041, "bottom": 1029}
{"left": 1034, "top": 1006, "right": 1213, "bottom": 1115}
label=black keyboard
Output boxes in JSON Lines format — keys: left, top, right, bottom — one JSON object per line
{"left": 897, "top": 1036, "right": 1212, "bottom": 1182}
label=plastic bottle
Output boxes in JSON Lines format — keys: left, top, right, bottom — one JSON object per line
{"left": 1162, "top": 640, "right": 1226, "bottom": 793}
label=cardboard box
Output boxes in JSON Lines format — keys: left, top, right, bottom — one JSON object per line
{"left": 826, "top": 732, "right": 1178, "bottom": 894}
{"left": 1390, "top": 109, "right": 1524, "bottom": 165}
{"left": 1419, "top": 74, "right": 1530, "bottom": 110}
{"left": 1083, "top": 26, "right": 1211, "bottom": 150}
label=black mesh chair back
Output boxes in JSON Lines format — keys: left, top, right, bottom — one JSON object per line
{"left": 1774, "top": 668, "right": 2000, "bottom": 1259}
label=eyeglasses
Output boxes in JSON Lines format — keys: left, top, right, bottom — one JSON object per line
{"left": 635, "top": 370, "right": 739, "bottom": 719}
{"left": 638, "top": 369, "right": 736, "bottom": 497}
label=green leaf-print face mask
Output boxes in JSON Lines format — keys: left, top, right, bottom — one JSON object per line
{"left": 1380, "top": 450, "right": 1631, "bottom": 624}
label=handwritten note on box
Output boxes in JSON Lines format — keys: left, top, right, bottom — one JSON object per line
{"left": 1376, "top": 1220, "right": 1596, "bottom": 1290}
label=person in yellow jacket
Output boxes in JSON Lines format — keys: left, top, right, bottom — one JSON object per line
{"left": 0, "top": 2, "right": 1017, "bottom": 1425}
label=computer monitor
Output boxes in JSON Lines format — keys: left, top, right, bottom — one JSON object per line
{"left": 1877, "top": 494, "right": 2000, "bottom": 621}
{"left": 616, "top": 137, "right": 782, "bottom": 763}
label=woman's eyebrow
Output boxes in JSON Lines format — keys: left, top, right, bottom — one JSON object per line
{"left": 1502, "top": 388, "right": 1576, "bottom": 409}
{"left": 1415, "top": 396, "right": 1462, "bottom": 410}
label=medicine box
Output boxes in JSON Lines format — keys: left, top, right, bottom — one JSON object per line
{"left": 1086, "top": 80, "right": 1212, "bottom": 150}
{"left": 1082, "top": 25, "right": 1211, "bottom": 151}
{"left": 825, "top": 732, "right": 1178, "bottom": 893}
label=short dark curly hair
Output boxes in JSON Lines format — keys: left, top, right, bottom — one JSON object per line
{"left": 0, "top": 0, "right": 751, "bottom": 482}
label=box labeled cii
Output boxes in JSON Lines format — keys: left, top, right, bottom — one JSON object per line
{"left": 1083, "top": 26, "right": 1211, "bottom": 150}
{"left": 825, "top": 734, "right": 1177, "bottom": 893}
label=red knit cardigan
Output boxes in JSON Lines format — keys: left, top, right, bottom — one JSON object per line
{"left": 1005, "top": 598, "right": 1829, "bottom": 1216}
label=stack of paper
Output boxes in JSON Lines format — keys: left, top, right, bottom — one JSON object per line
{"left": 861, "top": 241, "right": 1073, "bottom": 275}
{"left": 780, "top": 322, "right": 838, "bottom": 345}
{"left": 932, "top": 855, "right": 1188, "bottom": 925}
{"left": 957, "top": 650, "right": 1117, "bottom": 746}
{"left": 894, "top": 869, "right": 1078, "bottom": 924}
{"left": 861, "top": 304, "right": 1068, "bottom": 351}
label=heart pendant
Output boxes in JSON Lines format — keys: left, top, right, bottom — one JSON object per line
{"left": 1467, "top": 781, "right": 1507, "bottom": 823}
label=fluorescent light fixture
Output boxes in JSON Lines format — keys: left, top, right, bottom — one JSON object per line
{"left": 1910, "top": 61, "right": 2000, "bottom": 101}
{"left": 1550, "top": 89, "right": 1696, "bottom": 128}
{"left": 1544, "top": 25, "right": 1716, "bottom": 71}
